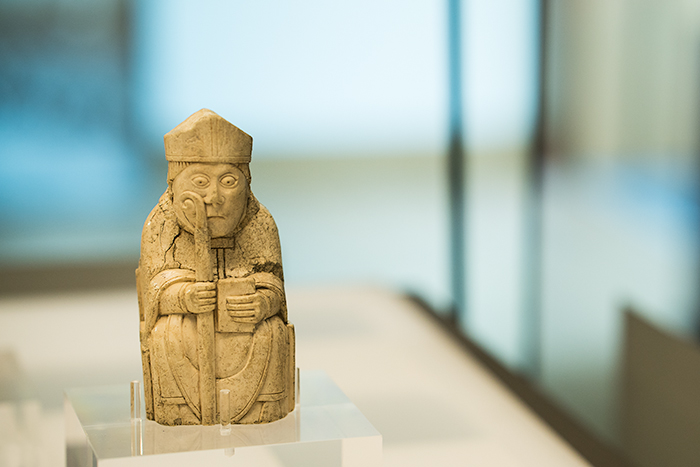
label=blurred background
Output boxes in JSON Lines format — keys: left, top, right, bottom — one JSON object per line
{"left": 2, "top": 0, "right": 700, "bottom": 466}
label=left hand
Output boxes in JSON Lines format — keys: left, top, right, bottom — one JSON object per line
{"left": 226, "top": 291, "right": 270, "bottom": 324}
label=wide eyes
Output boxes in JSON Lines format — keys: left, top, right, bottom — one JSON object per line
{"left": 191, "top": 175, "right": 210, "bottom": 188}
{"left": 189, "top": 173, "right": 238, "bottom": 189}
{"left": 220, "top": 174, "right": 238, "bottom": 188}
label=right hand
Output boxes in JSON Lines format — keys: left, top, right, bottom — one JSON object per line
{"left": 183, "top": 282, "right": 216, "bottom": 314}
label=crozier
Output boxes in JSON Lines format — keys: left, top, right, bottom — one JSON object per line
{"left": 136, "top": 109, "right": 295, "bottom": 426}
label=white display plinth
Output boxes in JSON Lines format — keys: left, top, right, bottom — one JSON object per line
{"left": 65, "top": 370, "right": 381, "bottom": 467}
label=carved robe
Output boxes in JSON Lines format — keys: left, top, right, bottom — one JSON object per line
{"left": 136, "top": 189, "right": 295, "bottom": 425}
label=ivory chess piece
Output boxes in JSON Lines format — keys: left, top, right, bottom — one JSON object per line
{"left": 136, "top": 109, "right": 295, "bottom": 425}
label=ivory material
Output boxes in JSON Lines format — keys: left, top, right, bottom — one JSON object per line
{"left": 136, "top": 109, "right": 295, "bottom": 426}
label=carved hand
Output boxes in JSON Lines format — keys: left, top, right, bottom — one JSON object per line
{"left": 226, "top": 291, "right": 270, "bottom": 324}
{"left": 183, "top": 282, "right": 216, "bottom": 314}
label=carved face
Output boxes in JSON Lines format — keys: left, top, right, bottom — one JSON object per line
{"left": 171, "top": 163, "right": 249, "bottom": 238}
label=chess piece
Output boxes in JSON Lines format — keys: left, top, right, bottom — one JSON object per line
{"left": 136, "top": 109, "right": 295, "bottom": 425}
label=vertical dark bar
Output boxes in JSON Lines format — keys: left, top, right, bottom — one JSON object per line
{"left": 447, "top": 0, "right": 466, "bottom": 323}
{"left": 523, "top": 0, "right": 548, "bottom": 377}
{"left": 697, "top": 37, "right": 700, "bottom": 341}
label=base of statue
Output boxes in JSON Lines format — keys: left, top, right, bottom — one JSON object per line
{"left": 65, "top": 370, "right": 382, "bottom": 467}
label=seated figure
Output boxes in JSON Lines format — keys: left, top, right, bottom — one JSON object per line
{"left": 136, "top": 109, "right": 295, "bottom": 426}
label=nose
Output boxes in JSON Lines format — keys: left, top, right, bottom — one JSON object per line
{"left": 203, "top": 184, "right": 224, "bottom": 206}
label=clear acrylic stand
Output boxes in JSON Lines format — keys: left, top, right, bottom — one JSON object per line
{"left": 65, "top": 370, "right": 382, "bottom": 467}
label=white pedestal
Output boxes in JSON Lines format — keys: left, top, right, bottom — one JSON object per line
{"left": 65, "top": 370, "right": 382, "bottom": 466}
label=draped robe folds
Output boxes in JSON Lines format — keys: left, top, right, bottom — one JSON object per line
{"left": 136, "top": 189, "right": 295, "bottom": 425}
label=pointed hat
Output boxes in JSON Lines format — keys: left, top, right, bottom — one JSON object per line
{"left": 164, "top": 109, "right": 252, "bottom": 164}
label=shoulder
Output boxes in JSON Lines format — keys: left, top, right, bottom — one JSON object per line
{"left": 241, "top": 195, "right": 279, "bottom": 236}
{"left": 252, "top": 201, "right": 279, "bottom": 233}
{"left": 142, "top": 192, "right": 170, "bottom": 238}
{"left": 140, "top": 190, "right": 180, "bottom": 256}
{"left": 237, "top": 196, "right": 282, "bottom": 256}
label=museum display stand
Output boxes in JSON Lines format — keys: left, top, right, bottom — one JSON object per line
{"left": 65, "top": 370, "right": 382, "bottom": 467}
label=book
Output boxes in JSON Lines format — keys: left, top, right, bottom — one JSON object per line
{"left": 216, "top": 277, "right": 256, "bottom": 333}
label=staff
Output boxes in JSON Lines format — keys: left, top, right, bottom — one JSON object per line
{"left": 179, "top": 191, "right": 217, "bottom": 425}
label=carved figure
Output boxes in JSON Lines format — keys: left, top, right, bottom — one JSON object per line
{"left": 136, "top": 109, "right": 295, "bottom": 426}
